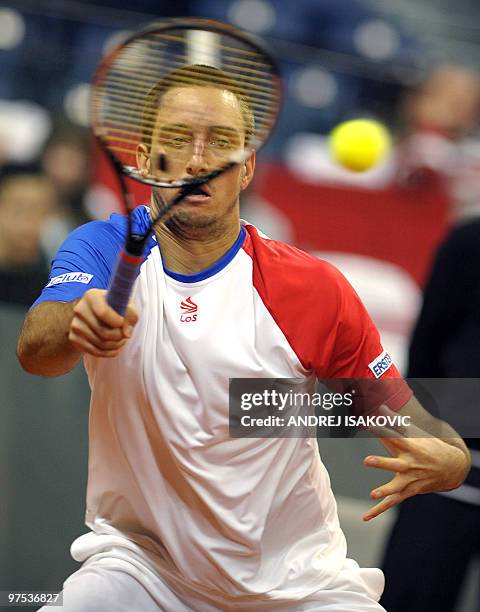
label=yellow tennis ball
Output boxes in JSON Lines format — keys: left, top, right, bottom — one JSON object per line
{"left": 329, "top": 119, "right": 391, "bottom": 172}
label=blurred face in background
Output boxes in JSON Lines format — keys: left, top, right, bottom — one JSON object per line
{"left": 0, "top": 175, "right": 58, "bottom": 267}
{"left": 408, "top": 65, "right": 480, "bottom": 139}
{"left": 41, "top": 141, "right": 90, "bottom": 198}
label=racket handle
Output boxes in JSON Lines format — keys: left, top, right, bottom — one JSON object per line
{"left": 107, "top": 250, "right": 144, "bottom": 316}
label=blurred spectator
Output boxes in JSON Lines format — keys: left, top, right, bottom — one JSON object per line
{"left": 40, "top": 123, "right": 91, "bottom": 224}
{"left": 401, "top": 65, "right": 480, "bottom": 142}
{"left": 0, "top": 168, "right": 58, "bottom": 307}
{"left": 38, "top": 123, "right": 93, "bottom": 257}
{"left": 396, "top": 64, "right": 480, "bottom": 218}
{"left": 380, "top": 217, "right": 480, "bottom": 612}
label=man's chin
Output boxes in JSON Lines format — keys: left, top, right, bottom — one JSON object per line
{"left": 165, "top": 209, "right": 218, "bottom": 232}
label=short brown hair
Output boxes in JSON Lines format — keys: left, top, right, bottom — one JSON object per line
{"left": 141, "top": 64, "right": 255, "bottom": 149}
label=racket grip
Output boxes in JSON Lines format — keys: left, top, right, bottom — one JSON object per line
{"left": 107, "top": 250, "right": 144, "bottom": 316}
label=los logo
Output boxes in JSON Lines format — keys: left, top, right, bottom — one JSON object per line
{"left": 180, "top": 297, "right": 198, "bottom": 322}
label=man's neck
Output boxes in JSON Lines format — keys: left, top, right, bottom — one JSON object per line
{"left": 155, "top": 220, "right": 242, "bottom": 275}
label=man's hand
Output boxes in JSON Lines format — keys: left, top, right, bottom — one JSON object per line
{"left": 362, "top": 403, "right": 470, "bottom": 522}
{"left": 69, "top": 289, "right": 139, "bottom": 358}
{"left": 362, "top": 435, "right": 470, "bottom": 522}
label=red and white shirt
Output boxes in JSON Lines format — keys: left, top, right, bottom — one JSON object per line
{"left": 33, "top": 206, "right": 410, "bottom": 608}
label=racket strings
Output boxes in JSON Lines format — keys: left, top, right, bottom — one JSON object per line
{"left": 102, "top": 57, "right": 276, "bottom": 107}
{"left": 92, "top": 24, "right": 279, "bottom": 180}
{"left": 111, "top": 53, "right": 276, "bottom": 87}
{"left": 146, "top": 30, "right": 265, "bottom": 58}
{"left": 98, "top": 73, "right": 276, "bottom": 119}
{"left": 113, "top": 38, "right": 275, "bottom": 74}
{"left": 101, "top": 82, "right": 276, "bottom": 115}
{"left": 97, "top": 84, "right": 275, "bottom": 123}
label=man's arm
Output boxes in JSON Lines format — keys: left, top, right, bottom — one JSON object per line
{"left": 398, "top": 394, "right": 470, "bottom": 460}
{"left": 17, "top": 289, "right": 138, "bottom": 377}
{"left": 17, "top": 300, "right": 81, "bottom": 377}
{"left": 362, "top": 395, "right": 471, "bottom": 521}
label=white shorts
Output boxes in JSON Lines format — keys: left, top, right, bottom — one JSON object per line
{"left": 39, "top": 555, "right": 385, "bottom": 612}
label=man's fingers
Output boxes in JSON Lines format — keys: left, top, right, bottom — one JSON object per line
{"left": 363, "top": 480, "right": 428, "bottom": 522}
{"left": 82, "top": 290, "right": 126, "bottom": 328}
{"left": 362, "top": 492, "right": 405, "bottom": 522}
{"left": 377, "top": 435, "right": 415, "bottom": 456}
{"left": 68, "top": 330, "right": 124, "bottom": 358}
{"left": 70, "top": 289, "right": 138, "bottom": 357}
{"left": 364, "top": 455, "right": 409, "bottom": 473}
{"left": 73, "top": 290, "right": 138, "bottom": 338}
{"left": 125, "top": 302, "right": 139, "bottom": 327}
{"left": 72, "top": 309, "right": 126, "bottom": 342}
{"left": 69, "top": 320, "right": 127, "bottom": 351}
{"left": 122, "top": 302, "right": 139, "bottom": 338}
{"left": 369, "top": 473, "right": 411, "bottom": 500}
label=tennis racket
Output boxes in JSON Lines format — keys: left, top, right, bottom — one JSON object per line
{"left": 91, "top": 17, "right": 282, "bottom": 315}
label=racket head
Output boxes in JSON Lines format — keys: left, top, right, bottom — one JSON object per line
{"left": 91, "top": 17, "right": 282, "bottom": 196}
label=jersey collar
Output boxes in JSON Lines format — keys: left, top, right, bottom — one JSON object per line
{"left": 162, "top": 226, "right": 246, "bottom": 283}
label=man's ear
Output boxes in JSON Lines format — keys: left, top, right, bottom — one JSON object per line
{"left": 136, "top": 143, "right": 151, "bottom": 177}
{"left": 240, "top": 150, "right": 256, "bottom": 191}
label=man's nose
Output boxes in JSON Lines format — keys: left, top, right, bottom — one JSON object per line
{"left": 186, "top": 137, "right": 209, "bottom": 175}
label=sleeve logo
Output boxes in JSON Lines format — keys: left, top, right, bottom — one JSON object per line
{"left": 368, "top": 349, "right": 393, "bottom": 378}
{"left": 46, "top": 272, "right": 93, "bottom": 288}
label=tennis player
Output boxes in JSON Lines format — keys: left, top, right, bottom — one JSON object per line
{"left": 18, "top": 70, "right": 470, "bottom": 611}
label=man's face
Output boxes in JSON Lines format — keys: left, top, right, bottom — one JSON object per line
{"left": 137, "top": 86, "right": 255, "bottom": 231}
{"left": 409, "top": 67, "right": 480, "bottom": 139}
{"left": 0, "top": 177, "right": 57, "bottom": 265}
{"left": 42, "top": 142, "right": 89, "bottom": 195}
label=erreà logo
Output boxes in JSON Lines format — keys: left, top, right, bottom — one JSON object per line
{"left": 180, "top": 297, "right": 198, "bottom": 322}
{"left": 368, "top": 349, "right": 393, "bottom": 379}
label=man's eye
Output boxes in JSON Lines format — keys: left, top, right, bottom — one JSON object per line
{"left": 159, "top": 131, "right": 191, "bottom": 148}
{"left": 170, "top": 137, "right": 190, "bottom": 148}
{"left": 210, "top": 138, "right": 232, "bottom": 149}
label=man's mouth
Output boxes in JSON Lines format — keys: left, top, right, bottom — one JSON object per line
{"left": 183, "top": 185, "right": 212, "bottom": 202}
